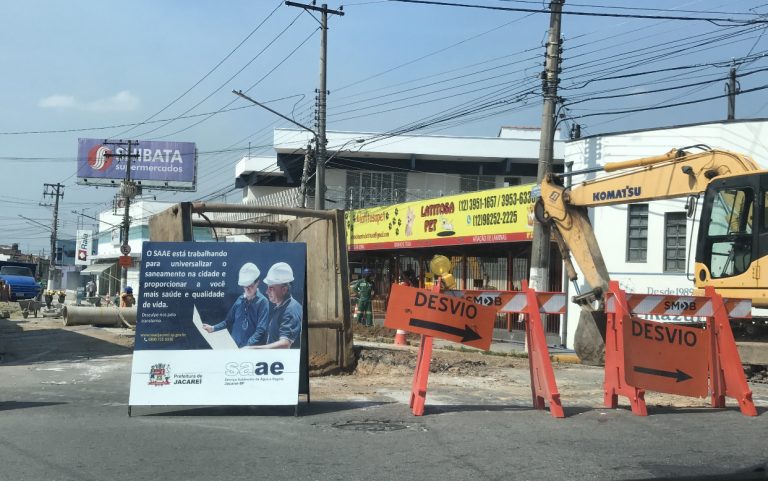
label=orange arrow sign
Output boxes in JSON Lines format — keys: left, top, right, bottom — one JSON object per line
{"left": 623, "top": 317, "right": 709, "bottom": 397}
{"left": 384, "top": 285, "right": 497, "bottom": 350}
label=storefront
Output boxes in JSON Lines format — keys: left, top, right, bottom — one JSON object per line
{"left": 346, "top": 184, "right": 563, "bottom": 341}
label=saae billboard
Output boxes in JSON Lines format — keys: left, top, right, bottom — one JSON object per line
{"left": 76, "top": 138, "right": 197, "bottom": 191}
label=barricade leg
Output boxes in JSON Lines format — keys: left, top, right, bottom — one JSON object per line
{"left": 705, "top": 287, "right": 757, "bottom": 416}
{"left": 410, "top": 335, "right": 433, "bottom": 416}
{"left": 407, "top": 280, "right": 442, "bottom": 416}
{"left": 409, "top": 334, "right": 426, "bottom": 408}
{"left": 604, "top": 282, "right": 647, "bottom": 416}
{"left": 522, "top": 281, "right": 564, "bottom": 418}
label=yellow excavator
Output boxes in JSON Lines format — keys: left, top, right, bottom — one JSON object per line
{"left": 535, "top": 145, "right": 767, "bottom": 364}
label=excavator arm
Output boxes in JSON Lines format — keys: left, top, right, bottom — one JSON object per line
{"left": 535, "top": 146, "right": 762, "bottom": 363}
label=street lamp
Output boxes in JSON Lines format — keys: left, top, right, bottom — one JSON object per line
{"left": 232, "top": 90, "right": 326, "bottom": 210}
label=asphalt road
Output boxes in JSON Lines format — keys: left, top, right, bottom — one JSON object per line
{"left": 1, "top": 321, "right": 767, "bottom": 481}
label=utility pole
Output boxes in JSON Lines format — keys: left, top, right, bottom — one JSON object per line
{"left": 41, "top": 183, "right": 64, "bottom": 289}
{"left": 726, "top": 61, "right": 739, "bottom": 120}
{"left": 529, "top": 0, "right": 564, "bottom": 292}
{"left": 105, "top": 140, "right": 140, "bottom": 294}
{"left": 286, "top": 1, "right": 344, "bottom": 210}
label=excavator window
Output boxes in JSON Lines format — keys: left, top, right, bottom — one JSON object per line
{"left": 704, "top": 187, "right": 754, "bottom": 278}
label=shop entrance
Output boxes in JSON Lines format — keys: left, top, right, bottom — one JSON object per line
{"left": 349, "top": 242, "right": 563, "bottom": 342}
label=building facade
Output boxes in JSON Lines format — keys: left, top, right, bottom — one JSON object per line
{"left": 237, "top": 127, "right": 567, "bottom": 343}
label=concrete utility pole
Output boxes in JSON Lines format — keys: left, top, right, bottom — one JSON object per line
{"left": 41, "top": 183, "right": 64, "bottom": 289}
{"left": 285, "top": 1, "right": 344, "bottom": 210}
{"left": 104, "top": 140, "right": 140, "bottom": 295}
{"left": 726, "top": 62, "right": 739, "bottom": 120}
{"left": 529, "top": 0, "right": 564, "bottom": 292}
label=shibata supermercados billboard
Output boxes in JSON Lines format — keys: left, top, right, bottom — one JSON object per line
{"left": 77, "top": 138, "right": 197, "bottom": 191}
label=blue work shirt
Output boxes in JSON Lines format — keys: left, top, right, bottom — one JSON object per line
{"left": 212, "top": 292, "right": 269, "bottom": 348}
{"left": 254, "top": 295, "right": 303, "bottom": 348}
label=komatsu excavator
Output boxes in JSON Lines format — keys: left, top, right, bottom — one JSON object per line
{"left": 535, "top": 145, "right": 767, "bottom": 364}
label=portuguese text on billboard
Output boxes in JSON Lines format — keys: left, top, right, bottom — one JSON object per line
{"left": 345, "top": 184, "right": 536, "bottom": 250}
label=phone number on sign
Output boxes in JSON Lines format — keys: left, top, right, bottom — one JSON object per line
{"left": 470, "top": 211, "right": 517, "bottom": 226}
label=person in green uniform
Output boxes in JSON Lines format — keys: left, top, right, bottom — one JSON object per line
{"left": 353, "top": 269, "right": 375, "bottom": 326}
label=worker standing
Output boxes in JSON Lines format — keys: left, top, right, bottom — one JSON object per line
{"left": 120, "top": 286, "right": 136, "bottom": 308}
{"left": 352, "top": 269, "right": 375, "bottom": 327}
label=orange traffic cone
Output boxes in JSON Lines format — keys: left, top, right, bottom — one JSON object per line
{"left": 394, "top": 329, "right": 407, "bottom": 345}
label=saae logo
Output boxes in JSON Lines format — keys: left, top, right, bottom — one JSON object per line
{"left": 225, "top": 361, "right": 284, "bottom": 376}
{"left": 148, "top": 363, "right": 171, "bottom": 386}
{"left": 87, "top": 145, "right": 113, "bottom": 172}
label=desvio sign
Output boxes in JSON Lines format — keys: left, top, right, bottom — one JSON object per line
{"left": 76, "top": 138, "right": 196, "bottom": 190}
{"left": 623, "top": 317, "right": 708, "bottom": 398}
{"left": 384, "top": 285, "right": 497, "bottom": 350}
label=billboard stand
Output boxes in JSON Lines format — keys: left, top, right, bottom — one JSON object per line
{"left": 296, "top": 281, "right": 310, "bottom": 417}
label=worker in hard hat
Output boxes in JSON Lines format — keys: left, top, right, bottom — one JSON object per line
{"left": 352, "top": 268, "right": 375, "bottom": 327}
{"left": 202, "top": 262, "right": 269, "bottom": 348}
{"left": 120, "top": 286, "right": 135, "bottom": 308}
{"left": 246, "top": 262, "right": 302, "bottom": 349}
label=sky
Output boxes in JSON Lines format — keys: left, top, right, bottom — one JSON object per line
{"left": 2, "top": 0, "right": 767, "bottom": 254}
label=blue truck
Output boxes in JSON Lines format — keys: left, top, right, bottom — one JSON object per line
{"left": 0, "top": 261, "right": 41, "bottom": 300}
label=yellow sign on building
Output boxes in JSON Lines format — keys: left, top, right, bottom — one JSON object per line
{"left": 345, "top": 184, "right": 536, "bottom": 251}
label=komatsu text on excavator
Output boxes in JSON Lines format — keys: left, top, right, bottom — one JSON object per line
{"left": 534, "top": 145, "right": 768, "bottom": 364}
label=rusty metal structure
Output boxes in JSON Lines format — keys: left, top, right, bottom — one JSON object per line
{"left": 148, "top": 202, "right": 354, "bottom": 371}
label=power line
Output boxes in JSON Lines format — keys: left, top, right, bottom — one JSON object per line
{"left": 388, "top": 0, "right": 766, "bottom": 24}
{"left": 567, "top": 82, "right": 768, "bottom": 120}
{"left": 492, "top": 0, "right": 763, "bottom": 16}
{"left": 109, "top": 0, "right": 284, "bottom": 139}
{"left": 133, "top": 10, "right": 305, "bottom": 139}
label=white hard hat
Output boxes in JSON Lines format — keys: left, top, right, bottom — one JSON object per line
{"left": 263, "top": 262, "right": 294, "bottom": 285}
{"left": 238, "top": 262, "right": 261, "bottom": 287}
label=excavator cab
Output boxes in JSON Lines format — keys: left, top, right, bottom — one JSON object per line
{"left": 695, "top": 172, "right": 768, "bottom": 303}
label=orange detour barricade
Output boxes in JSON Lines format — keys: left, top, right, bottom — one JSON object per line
{"left": 385, "top": 284, "right": 497, "bottom": 351}
{"left": 704, "top": 286, "right": 757, "bottom": 416}
{"left": 385, "top": 278, "right": 498, "bottom": 416}
{"left": 496, "top": 281, "right": 565, "bottom": 418}
{"left": 604, "top": 281, "right": 756, "bottom": 416}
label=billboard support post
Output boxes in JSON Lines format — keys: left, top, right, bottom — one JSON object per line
{"left": 105, "top": 140, "right": 140, "bottom": 294}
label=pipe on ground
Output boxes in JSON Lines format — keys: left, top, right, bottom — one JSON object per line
{"left": 63, "top": 305, "right": 136, "bottom": 327}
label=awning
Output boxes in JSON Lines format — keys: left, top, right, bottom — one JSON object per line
{"left": 80, "top": 263, "right": 113, "bottom": 276}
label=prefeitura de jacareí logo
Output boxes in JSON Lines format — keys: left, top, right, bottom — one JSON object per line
{"left": 148, "top": 363, "right": 171, "bottom": 386}
{"left": 87, "top": 144, "right": 113, "bottom": 172}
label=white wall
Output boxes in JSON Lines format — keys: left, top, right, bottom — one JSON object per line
{"left": 244, "top": 186, "right": 288, "bottom": 202}
{"left": 562, "top": 120, "right": 768, "bottom": 348}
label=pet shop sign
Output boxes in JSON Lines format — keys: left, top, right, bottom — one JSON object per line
{"left": 345, "top": 184, "right": 536, "bottom": 251}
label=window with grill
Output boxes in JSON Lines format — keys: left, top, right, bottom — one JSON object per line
{"left": 626, "top": 204, "right": 648, "bottom": 262}
{"left": 460, "top": 174, "right": 495, "bottom": 193}
{"left": 346, "top": 171, "right": 407, "bottom": 209}
{"left": 664, "top": 212, "right": 687, "bottom": 272}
